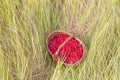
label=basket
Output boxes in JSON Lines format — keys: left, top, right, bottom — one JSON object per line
{"left": 46, "top": 30, "right": 87, "bottom": 66}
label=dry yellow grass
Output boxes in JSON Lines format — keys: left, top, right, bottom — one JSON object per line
{"left": 0, "top": 0, "right": 120, "bottom": 80}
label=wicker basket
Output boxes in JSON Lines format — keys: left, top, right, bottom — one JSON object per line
{"left": 46, "top": 30, "right": 87, "bottom": 66}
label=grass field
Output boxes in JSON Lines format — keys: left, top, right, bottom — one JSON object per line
{"left": 0, "top": 0, "right": 120, "bottom": 80}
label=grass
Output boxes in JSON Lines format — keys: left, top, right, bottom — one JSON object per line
{"left": 0, "top": 0, "right": 120, "bottom": 80}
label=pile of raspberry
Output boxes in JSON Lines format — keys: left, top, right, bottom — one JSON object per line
{"left": 48, "top": 33, "right": 83, "bottom": 64}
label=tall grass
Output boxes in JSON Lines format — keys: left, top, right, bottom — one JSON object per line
{"left": 0, "top": 0, "right": 120, "bottom": 80}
